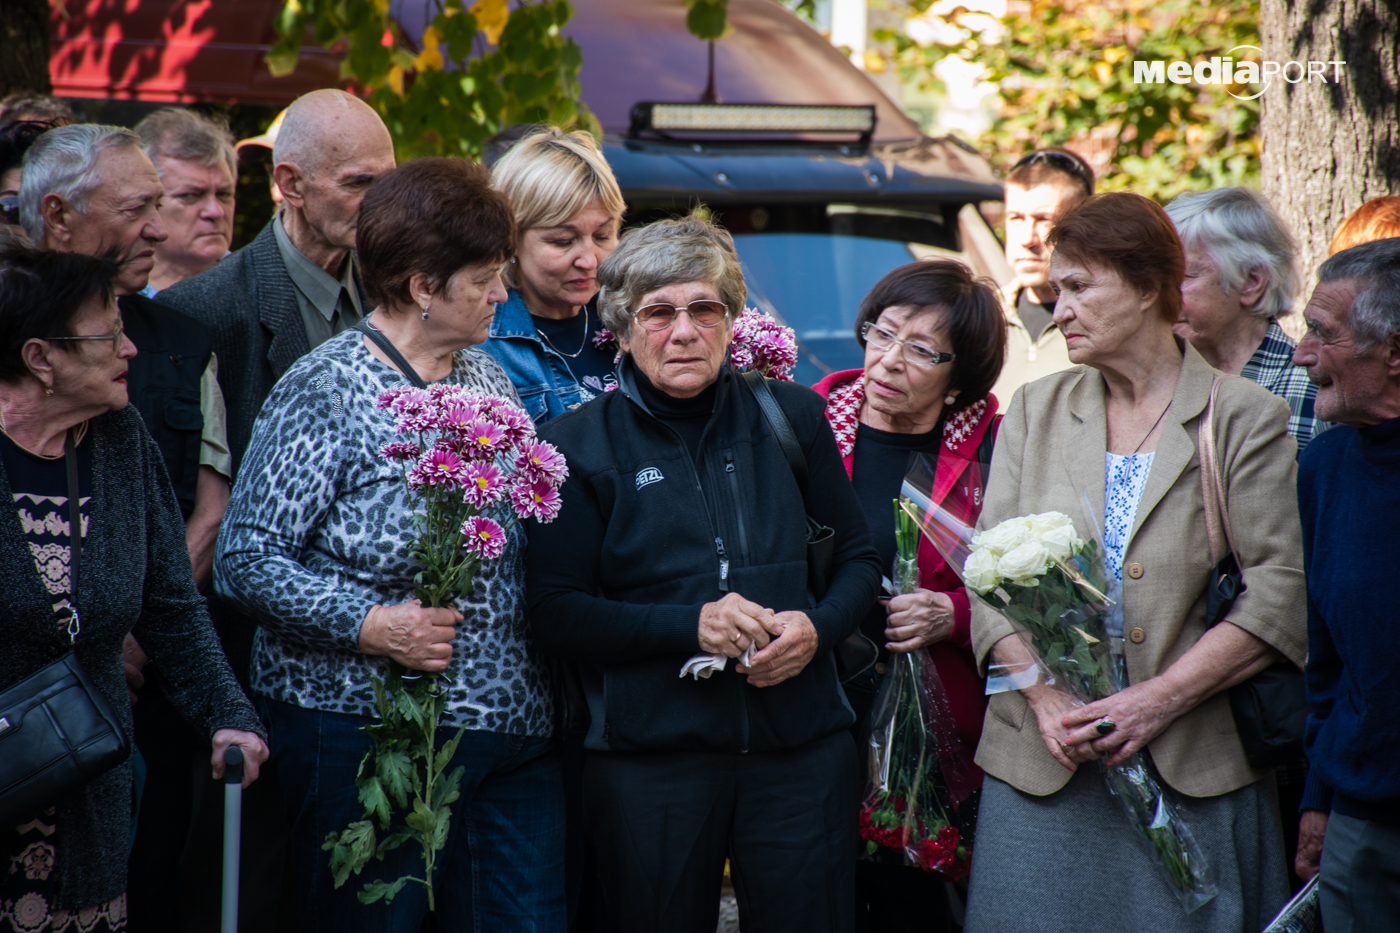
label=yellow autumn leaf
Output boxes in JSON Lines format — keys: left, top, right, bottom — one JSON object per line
{"left": 862, "top": 49, "right": 887, "bottom": 73}
{"left": 1102, "top": 46, "right": 1129, "bottom": 65}
{"left": 470, "top": 0, "right": 509, "bottom": 45}
{"left": 387, "top": 63, "right": 405, "bottom": 97}
{"left": 1093, "top": 61, "right": 1112, "bottom": 84}
{"left": 414, "top": 25, "right": 444, "bottom": 71}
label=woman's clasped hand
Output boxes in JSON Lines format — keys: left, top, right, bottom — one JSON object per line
{"left": 358, "top": 599, "right": 464, "bottom": 672}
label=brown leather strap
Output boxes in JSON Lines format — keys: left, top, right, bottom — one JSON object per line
{"left": 1197, "top": 377, "right": 1237, "bottom": 565}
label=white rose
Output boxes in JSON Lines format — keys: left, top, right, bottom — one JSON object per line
{"left": 963, "top": 546, "right": 1002, "bottom": 594}
{"left": 997, "top": 541, "right": 1052, "bottom": 583}
{"left": 974, "top": 517, "right": 1032, "bottom": 555}
{"left": 1026, "top": 511, "right": 1075, "bottom": 537}
{"left": 1039, "top": 523, "right": 1082, "bottom": 561}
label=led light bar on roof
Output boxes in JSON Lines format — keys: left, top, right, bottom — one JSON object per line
{"left": 630, "top": 103, "right": 877, "bottom": 142}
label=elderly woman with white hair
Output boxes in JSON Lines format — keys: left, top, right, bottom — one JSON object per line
{"left": 482, "top": 127, "right": 626, "bottom": 420}
{"left": 1165, "top": 186, "right": 1327, "bottom": 451}
{"left": 526, "top": 216, "right": 882, "bottom": 933}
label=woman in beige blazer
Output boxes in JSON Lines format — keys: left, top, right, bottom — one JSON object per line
{"left": 963, "top": 194, "right": 1306, "bottom": 933}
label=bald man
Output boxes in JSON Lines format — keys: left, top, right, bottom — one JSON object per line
{"left": 160, "top": 89, "right": 396, "bottom": 474}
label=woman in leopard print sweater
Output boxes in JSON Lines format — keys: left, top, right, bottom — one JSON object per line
{"left": 215, "top": 159, "right": 564, "bottom": 929}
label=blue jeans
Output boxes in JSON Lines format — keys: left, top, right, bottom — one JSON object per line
{"left": 259, "top": 697, "right": 566, "bottom": 933}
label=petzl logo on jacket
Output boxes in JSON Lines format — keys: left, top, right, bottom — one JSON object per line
{"left": 635, "top": 467, "right": 664, "bottom": 489}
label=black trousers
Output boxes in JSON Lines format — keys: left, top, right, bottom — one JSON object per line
{"left": 583, "top": 731, "right": 857, "bottom": 933}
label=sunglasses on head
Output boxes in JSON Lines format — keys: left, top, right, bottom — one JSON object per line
{"left": 1011, "top": 150, "right": 1095, "bottom": 193}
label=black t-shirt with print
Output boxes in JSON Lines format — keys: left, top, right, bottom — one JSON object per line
{"left": 531, "top": 301, "right": 618, "bottom": 400}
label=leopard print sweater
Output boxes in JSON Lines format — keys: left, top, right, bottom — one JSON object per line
{"left": 215, "top": 329, "right": 552, "bottom": 735}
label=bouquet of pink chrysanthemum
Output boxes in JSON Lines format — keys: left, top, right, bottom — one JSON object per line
{"left": 593, "top": 306, "right": 799, "bottom": 382}
{"left": 728, "top": 307, "right": 798, "bottom": 381}
{"left": 323, "top": 384, "right": 566, "bottom": 911}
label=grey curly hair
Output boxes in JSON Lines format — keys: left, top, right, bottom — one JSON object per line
{"left": 596, "top": 215, "right": 746, "bottom": 337}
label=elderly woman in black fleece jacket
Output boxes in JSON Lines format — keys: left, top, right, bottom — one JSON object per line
{"left": 0, "top": 247, "right": 265, "bottom": 927}
{"left": 526, "top": 216, "right": 882, "bottom": 933}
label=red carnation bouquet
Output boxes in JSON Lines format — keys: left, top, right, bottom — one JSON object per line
{"left": 858, "top": 498, "right": 980, "bottom": 881}
{"left": 324, "top": 385, "right": 566, "bottom": 910}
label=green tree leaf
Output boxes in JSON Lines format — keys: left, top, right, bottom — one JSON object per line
{"left": 358, "top": 876, "right": 413, "bottom": 905}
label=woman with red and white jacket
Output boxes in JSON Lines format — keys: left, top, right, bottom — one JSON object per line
{"left": 815, "top": 260, "right": 1006, "bottom": 933}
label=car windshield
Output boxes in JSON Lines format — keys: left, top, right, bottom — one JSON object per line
{"left": 733, "top": 207, "right": 964, "bottom": 385}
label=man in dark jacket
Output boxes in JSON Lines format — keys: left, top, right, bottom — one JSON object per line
{"left": 527, "top": 218, "right": 881, "bottom": 933}
{"left": 1292, "top": 238, "right": 1400, "bottom": 932}
{"left": 158, "top": 89, "right": 394, "bottom": 475}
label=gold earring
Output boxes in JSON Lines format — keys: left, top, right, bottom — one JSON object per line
{"left": 45, "top": 388, "right": 54, "bottom": 397}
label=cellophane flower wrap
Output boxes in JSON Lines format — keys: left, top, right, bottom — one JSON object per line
{"left": 322, "top": 384, "right": 567, "bottom": 910}
{"left": 901, "top": 468, "right": 1217, "bottom": 914}
{"left": 858, "top": 496, "right": 979, "bottom": 881}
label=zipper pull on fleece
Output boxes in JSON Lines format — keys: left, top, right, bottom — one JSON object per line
{"left": 716, "top": 537, "right": 730, "bottom": 591}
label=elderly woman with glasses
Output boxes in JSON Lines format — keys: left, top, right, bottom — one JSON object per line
{"left": 812, "top": 260, "right": 1006, "bottom": 931}
{"left": 0, "top": 245, "right": 266, "bottom": 929}
{"left": 526, "top": 216, "right": 882, "bottom": 933}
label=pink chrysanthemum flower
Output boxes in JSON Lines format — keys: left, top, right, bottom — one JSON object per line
{"left": 376, "top": 386, "right": 412, "bottom": 410}
{"left": 410, "top": 447, "right": 469, "bottom": 489}
{"left": 460, "top": 516, "right": 507, "bottom": 559}
{"left": 510, "top": 475, "right": 562, "bottom": 522}
{"left": 438, "top": 401, "right": 477, "bottom": 436}
{"left": 462, "top": 462, "right": 505, "bottom": 507}
{"left": 514, "top": 440, "right": 568, "bottom": 484}
{"left": 391, "top": 388, "right": 436, "bottom": 434}
{"left": 379, "top": 442, "right": 421, "bottom": 462}
{"left": 461, "top": 419, "right": 506, "bottom": 460}
{"left": 492, "top": 407, "right": 535, "bottom": 446}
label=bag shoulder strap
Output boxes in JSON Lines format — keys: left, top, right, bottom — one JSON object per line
{"left": 355, "top": 319, "right": 427, "bottom": 389}
{"left": 1197, "top": 377, "right": 1237, "bottom": 565}
{"left": 741, "top": 370, "right": 808, "bottom": 489}
{"left": 64, "top": 428, "right": 82, "bottom": 642}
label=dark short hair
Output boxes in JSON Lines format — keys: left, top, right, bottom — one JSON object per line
{"left": 356, "top": 158, "right": 516, "bottom": 309}
{"left": 1006, "top": 148, "right": 1095, "bottom": 200}
{"left": 1047, "top": 192, "right": 1184, "bottom": 323}
{"left": 0, "top": 244, "right": 118, "bottom": 383}
{"left": 854, "top": 259, "right": 1007, "bottom": 410}
{"left": 0, "top": 120, "right": 55, "bottom": 177}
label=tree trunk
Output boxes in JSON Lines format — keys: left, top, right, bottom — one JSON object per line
{"left": 1260, "top": 0, "right": 1400, "bottom": 292}
{"left": 0, "top": 0, "right": 52, "bottom": 98}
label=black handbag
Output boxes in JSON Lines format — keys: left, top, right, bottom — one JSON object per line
{"left": 0, "top": 430, "right": 131, "bottom": 825}
{"left": 742, "top": 371, "right": 878, "bottom": 682}
{"left": 1198, "top": 379, "right": 1309, "bottom": 770}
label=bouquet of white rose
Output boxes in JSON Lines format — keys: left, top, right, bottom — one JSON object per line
{"left": 899, "top": 482, "right": 1217, "bottom": 914}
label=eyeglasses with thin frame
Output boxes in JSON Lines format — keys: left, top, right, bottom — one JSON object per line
{"left": 633, "top": 300, "right": 729, "bottom": 332}
{"left": 861, "top": 321, "right": 956, "bottom": 368}
{"left": 47, "top": 318, "right": 125, "bottom": 353}
{"left": 1011, "top": 150, "right": 1095, "bottom": 194}
{"left": 0, "top": 195, "right": 18, "bottom": 226}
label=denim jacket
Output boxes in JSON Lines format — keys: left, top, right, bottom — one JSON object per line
{"left": 479, "top": 289, "right": 589, "bottom": 424}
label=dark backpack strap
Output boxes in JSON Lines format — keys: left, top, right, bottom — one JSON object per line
{"left": 741, "top": 370, "right": 808, "bottom": 489}
{"left": 65, "top": 428, "right": 82, "bottom": 640}
{"left": 355, "top": 319, "right": 427, "bottom": 389}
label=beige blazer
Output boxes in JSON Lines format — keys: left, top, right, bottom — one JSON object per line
{"left": 972, "top": 342, "right": 1307, "bottom": 798}
{"left": 991, "top": 282, "right": 1075, "bottom": 403}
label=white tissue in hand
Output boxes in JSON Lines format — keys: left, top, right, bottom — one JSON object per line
{"left": 680, "top": 644, "right": 757, "bottom": 680}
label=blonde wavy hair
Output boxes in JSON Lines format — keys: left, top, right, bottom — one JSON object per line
{"left": 490, "top": 127, "right": 625, "bottom": 289}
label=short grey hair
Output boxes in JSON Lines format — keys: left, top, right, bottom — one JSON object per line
{"left": 1165, "top": 187, "right": 1299, "bottom": 319}
{"left": 1316, "top": 237, "right": 1400, "bottom": 350}
{"left": 19, "top": 124, "right": 143, "bottom": 245}
{"left": 134, "top": 107, "right": 237, "bottom": 180}
{"left": 596, "top": 216, "right": 746, "bottom": 336}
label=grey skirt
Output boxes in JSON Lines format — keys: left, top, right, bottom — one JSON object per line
{"left": 964, "top": 766, "right": 1289, "bottom": 933}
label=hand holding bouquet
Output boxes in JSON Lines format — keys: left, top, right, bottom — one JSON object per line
{"left": 323, "top": 385, "right": 567, "bottom": 910}
{"left": 902, "top": 482, "right": 1217, "bottom": 913}
{"left": 858, "top": 504, "right": 979, "bottom": 881}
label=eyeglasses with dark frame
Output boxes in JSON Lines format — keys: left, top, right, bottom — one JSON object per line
{"left": 633, "top": 300, "right": 730, "bottom": 332}
{"left": 46, "top": 319, "right": 125, "bottom": 354}
{"left": 1011, "top": 150, "right": 1095, "bottom": 194}
{"left": 860, "top": 321, "right": 956, "bottom": 368}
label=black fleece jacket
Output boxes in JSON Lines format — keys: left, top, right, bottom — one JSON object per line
{"left": 526, "top": 360, "right": 881, "bottom": 753}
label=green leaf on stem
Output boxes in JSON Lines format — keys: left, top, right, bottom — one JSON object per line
{"left": 359, "top": 776, "right": 393, "bottom": 830}
{"left": 377, "top": 749, "right": 414, "bottom": 808}
{"left": 323, "top": 820, "right": 377, "bottom": 888}
{"left": 433, "top": 728, "right": 466, "bottom": 774}
{"left": 358, "top": 876, "right": 412, "bottom": 905}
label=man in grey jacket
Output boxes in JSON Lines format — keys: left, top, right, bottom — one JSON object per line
{"left": 159, "top": 89, "right": 395, "bottom": 475}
